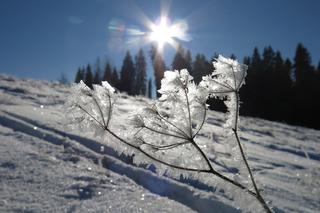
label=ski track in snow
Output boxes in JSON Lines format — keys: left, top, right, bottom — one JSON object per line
{"left": 0, "top": 74, "right": 319, "bottom": 212}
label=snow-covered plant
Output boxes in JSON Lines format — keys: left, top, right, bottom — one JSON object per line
{"left": 66, "top": 55, "right": 272, "bottom": 213}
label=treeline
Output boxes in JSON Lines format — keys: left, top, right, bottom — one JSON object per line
{"left": 74, "top": 48, "right": 159, "bottom": 98}
{"left": 241, "top": 44, "right": 320, "bottom": 129}
{"left": 74, "top": 43, "right": 320, "bottom": 129}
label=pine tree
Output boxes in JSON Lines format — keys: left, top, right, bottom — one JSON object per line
{"left": 75, "top": 67, "right": 84, "bottom": 83}
{"left": 85, "top": 64, "right": 93, "bottom": 89}
{"left": 111, "top": 67, "right": 119, "bottom": 89}
{"left": 294, "top": 43, "right": 313, "bottom": 86}
{"left": 185, "top": 50, "right": 193, "bottom": 73}
{"left": 293, "top": 43, "right": 317, "bottom": 127}
{"left": 240, "top": 47, "right": 263, "bottom": 116}
{"left": 93, "top": 58, "right": 101, "bottom": 85}
{"left": 150, "top": 45, "right": 165, "bottom": 97}
{"left": 102, "top": 62, "right": 112, "bottom": 82}
{"left": 230, "top": 54, "right": 237, "bottom": 60}
{"left": 93, "top": 71, "right": 100, "bottom": 85}
{"left": 135, "top": 49, "right": 147, "bottom": 96}
{"left": 120, "top": 51, "right": 136, "bottom": 95}
{"left": 172, "top": 45, "right": 188, "bottom": 70}
{"left": 192, "top": 54, "right": 210, "bottom": 84}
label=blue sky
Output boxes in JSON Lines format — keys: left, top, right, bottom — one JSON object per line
{"left": 0, "top": 0, "right": 319, "bottom": 82}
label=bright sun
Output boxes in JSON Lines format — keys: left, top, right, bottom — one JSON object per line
{"left": 148, "top": 16, "right": 189, "bottom": 50}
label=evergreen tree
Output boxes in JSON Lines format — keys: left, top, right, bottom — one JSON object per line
{"left": 230, "top": 54, "right": 237, "bottom": 60}
{"left": 294, "top": 43, "right": 312, "bottom": 86}
{"left": 110, "top": 67, "right": 119, "bottom": 88}
{"left": 135, "top": 49, "right": 147, "bottom": 96}
{"left": 240, "top": 47, "right": 263, "bottom": 116}
{"left": 120, "top": 51, "right": 136, "bottom": 95}
{"left": 93, "top": 58, "right": 101, "bottom": 85}
{"left": 267, "top": 51, "right": 293, "bottom": 121}
{"left": 150, "top": 45, "right": 165, "bottom": 97}
{"left": 192, "top": 54, "right": 210, "bottom": 84}
{"left": 75, "top": 67, "right": 84, "bottom": 83}
{"left": 147, "top": 78, "right": 152, "bottom": 99}
{"left": 102, "top": 62, "right": 112, "bottom": 82}
{"left": 293, "top": 43, "right": 318, "bottom": 127}
{"left": 85, "top": 64, "right": 93, "bottom": 89}
{"left": 93, "top": 71, "right": 100, "bottom": 85}
{"left": 171, "top": 45, "right": 192, "bottom": 71}
{"left": 185, "top": 50, "right": 193, "bottom": 73}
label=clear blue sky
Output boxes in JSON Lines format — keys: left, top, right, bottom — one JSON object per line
{"left": 0, "top": 0, "right": 319, "bottom": 82}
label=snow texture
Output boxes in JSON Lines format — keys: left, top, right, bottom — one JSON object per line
{"left": 0, "top": 72, "right": 319, "bottom": 212}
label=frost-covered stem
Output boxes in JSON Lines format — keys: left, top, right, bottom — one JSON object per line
{"left": 183, "top": 86, "right": 193, "bottom": 138}
{"left": 156, "top": 112, "right": 189, "bottom": 138}
{"left": 105, "top": 127, "right": 211, "bottom": 173}
{"left": 233, "top": 92, "right": 272, "bottom": 213}
{"left": 77, "top": 103, "right": 257, "bottom": 196}
{"left": 189, "top": 138, "right": 257, "bottom": 197}
{"left": 106, "top": 94, "right": 112, "bottom": 128}
{"left": 144, "top": 126, "right": 187, "bottom": 140}
{"left": 193, "top": 103, "right": 207, "bottom": 138}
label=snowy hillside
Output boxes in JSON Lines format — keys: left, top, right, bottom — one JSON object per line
{"left": 0, "top": 74, "right": 319, "bottom": 212}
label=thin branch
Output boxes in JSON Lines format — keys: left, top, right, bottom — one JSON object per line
{"left": 183, "top": 85, "right": 193, "bottom": 138}
{"left": 232, "top": 91, "right": 272, "bottom": 213}
{"left": 77, "top": 104, "right": 104, "bottom": 128}
{"left": 193, "top": 103, "right": 207, "bottom": 138}
{"left": 91, "top": 96, "right": 106, "bottom": 127}
{"left": 106, "top": 93, "right": 113, "bottom": 128}
{"left": 76, "top": 103, "right": 209, "bottom": 172}
{"left": 231, "top": 65, "right": 237, "bottom": 90}
{"left": 233, "top": 129, "right": 272, "bottom": 213}
{"left": 106, "top": 127, "right": 211, "bottom": 173}
{"left": 237, "top": 67, "right": 247, "bottom": 91}
{"left": 209, "top": 78, "right": 234, "bottom": 91}
{"left": 152, "top": 116, "right": 189, "bottom": 138}
{"left": 144, "top": 126, "right": 188, "bottom": 140}
{"left": 156, "top": 111, "right": 189, "bottom": 138}
{"left": 137, "top": 137, "right": 191, "bottom": 150}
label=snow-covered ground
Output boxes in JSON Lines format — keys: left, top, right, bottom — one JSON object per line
{"left": 0, "top": 74, "right": 319, "bottom": 212}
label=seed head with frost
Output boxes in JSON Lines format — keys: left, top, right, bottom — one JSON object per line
{"left": 66, "top": 55, "right": 272, "bottom": 213}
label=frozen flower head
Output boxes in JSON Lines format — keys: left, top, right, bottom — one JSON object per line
{"left": 200, "top": 55, "right": 247, "bottom": 96}
{"left": 102, "top": 81, "right": 115, "bottom": 94}
{"left": 75, "top": 80, "right": 92, "bottom": 96}
{"left": 158, "top": 69, "right": 193, "bottom": 91}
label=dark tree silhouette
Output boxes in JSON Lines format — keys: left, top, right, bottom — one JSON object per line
{"left": 293, "top": 43, "right": 318, "bottom": 128}
{"left": 120, "top": 51, "right": 136, "bottom": 95}
{"left": 150, "top": 45, "right": 165, "bottom": 97}
{"left": 85, "top": 64, "right": 93, "bottom": 89}
{"left": 135, "top": 49, "right": 147, "bottom": 96}
{"left": 102, "top": 62, "right": 112, "bottom": 82}
{"left": 171, "top": 45, "right": 192, "bottom": 71}
{"left": 93, "top": 71, "right": 100, "bottom": 85}
{"left": 93, "top": 58, "right": 101, "bottom": 85}
{"left": 192, "top": 54, "right": 211, "bottom": 84}
{"left": 75, "top": 67, "right": 85, "bottom": 83}
{"left": 110, "top": 67, "right": 119, "bottom": 89}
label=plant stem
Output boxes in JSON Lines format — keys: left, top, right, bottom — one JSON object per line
{"left": 233, "top": 92, "right": 272, "bottom": 213}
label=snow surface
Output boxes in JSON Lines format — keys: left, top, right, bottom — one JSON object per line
{"left": 0, "top": 74, "right": 319, "bottom": 212}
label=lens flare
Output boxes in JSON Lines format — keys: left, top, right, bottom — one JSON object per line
{"left": 148, "top": 16, "right": 191, "bottom": 51}
{"left": 106, "top": 3, "right": 192, "bottom": 52}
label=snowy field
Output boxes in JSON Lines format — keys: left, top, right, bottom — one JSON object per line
{"left": 0, "top": 74, "right": 319, "bottom": 212}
